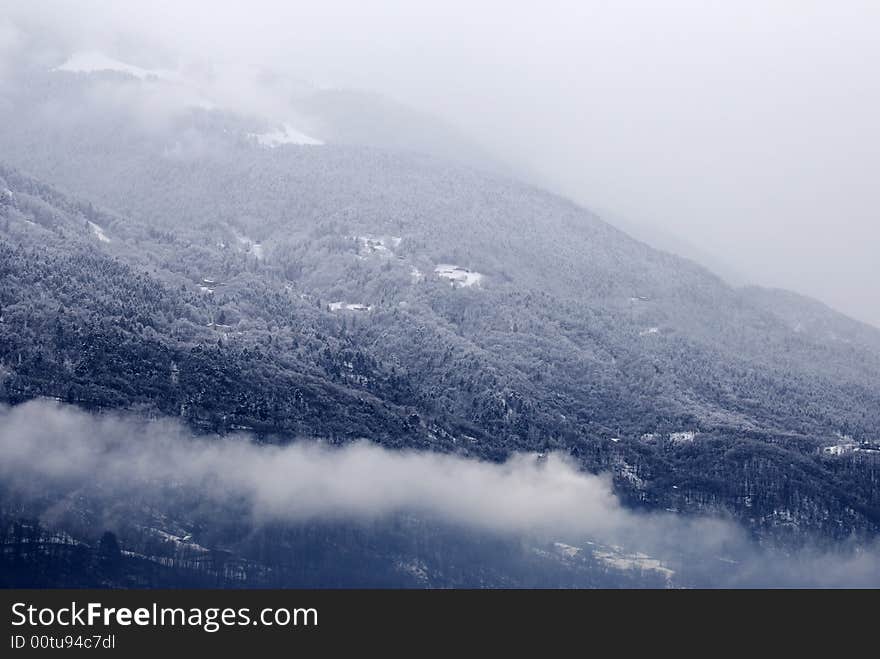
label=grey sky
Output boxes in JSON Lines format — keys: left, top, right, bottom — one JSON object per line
{"left": 5, "top": 0, "right": 879, "bottom": 325}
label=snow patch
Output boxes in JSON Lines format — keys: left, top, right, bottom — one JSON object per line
{"left": 639, "top": 327, "right": 660, "bottom": 336}
{"left": 54, "top": 51, "right": 174, "bottom": 81}
{"left": 395, "top": 559, "right": 430, "bottom": 583}
{"left": 669, "top": 431, "right": 697, "bottom": 444}
{"left": 592, "top": 547, "right": 675, "bottom": 582}
{"left": 619, "top": 463, "right": 645, "bottom": 489}
{"left": 249, "top": 123, "right": 323, "bottom": 147}
{"left": 356, "top": 235, "right": 401, "bottom": 258}
{"left": 823, "top": 441, "right": 863, "bottom": 456}
{"left": 552, "top": 542, "right": 582, "bottom": 559}
{"left": 435, "top": 264, "right": 483, "bottom": 288}
{"left": 822, "top": 433, "right": 880, "bottom": 456}
{"left": 329, "top": 302, "right": 373, "bottom": 312}
{"left": 233, "top": 231, "right": 265, "bottom": 260}
{"left": 87, "top": 221, "right": 110, "bottom": 243}
{"left": 147, "top": 528, "right": 209, "bottom": 553}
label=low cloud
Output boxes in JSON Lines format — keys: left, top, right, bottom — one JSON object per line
{"left": 0, "top": 401, "right": 631, "bottom": 537}
{"left": 0, "top": 400, "right": 878, "bottom": 587}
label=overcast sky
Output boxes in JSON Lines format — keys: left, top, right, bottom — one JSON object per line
{"left": 5, "top": 1, "right": 879, "bottom": 325}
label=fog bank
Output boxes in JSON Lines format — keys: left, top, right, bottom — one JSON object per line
{"left": 1, "top": 401, "right": 879, "bottom": 587}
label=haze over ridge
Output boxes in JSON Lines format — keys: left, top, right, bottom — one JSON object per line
{"left": 2, "top": 0, "right": 878, "bottom": 326}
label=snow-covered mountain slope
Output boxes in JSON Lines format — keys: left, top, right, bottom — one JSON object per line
{"left": 2, "top": 61, "right": 880, "bottom": 548}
